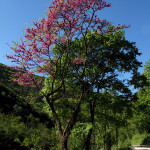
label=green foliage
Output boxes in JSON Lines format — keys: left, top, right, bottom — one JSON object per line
{"left": 121, "top": 59, "right": 150, "bottom": 149}
{"left": 0, "top": 63, "right": 42, "bottom": 98}
{"left": 70, "top": 123, "right": 92, "bottom": 149}
{"left": 133, "top": 59, "right": 150, "bottom": 134}
{"left": 144, "top": 59, "right": 150, "bottom": 81}
{"left": 131, "top": 133, "right": 147, "bottom": 145}
{"left": 0, "top": 28, "right": 149, "bottom": 149}
{"left": 116, "top": 127, "right": 132, "bottom": 150}
{"left": 0, "top": 63, "right": 56, "bottom": 150}
{"left": 0, "top": 113, "right": 56, "bottom": 150}
{"left": 0, "top": 113, "right": 27, "bottom": 149}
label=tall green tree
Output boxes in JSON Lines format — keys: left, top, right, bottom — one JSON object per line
{"left": 133, "top": 59, "right": 150, "bottom": 134}
{"left": 42, "top": 28, "right": 143, "bottom": 149}
{"left": 74, "top": 28, "right": 142, "bottom": 150}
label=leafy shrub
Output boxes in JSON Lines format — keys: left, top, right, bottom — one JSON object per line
{"left": 131, "top": 133, "right": 144, "bottom": 145}
{"left": 0, "top": 113, "right": 56, "bottom": 150}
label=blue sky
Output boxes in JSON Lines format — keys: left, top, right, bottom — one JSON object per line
{"left": 0, "top": 0, "right": 150, "bottom": 74}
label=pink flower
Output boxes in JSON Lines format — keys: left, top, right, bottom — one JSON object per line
{"left": 114, "top": 25, "right": 130, "bottom": 30}
{"left": 26, "top": 28, "right": 31, "bottom": 33}
{"left": 73, "top": 56, "right": 86, "bottom": 64}
{"left": 6, "top": 0, "right": 119, "bottom": 87}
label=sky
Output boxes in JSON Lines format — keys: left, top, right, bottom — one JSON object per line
{"left": 0, "top": 0, "right": 150, "bottom": 74}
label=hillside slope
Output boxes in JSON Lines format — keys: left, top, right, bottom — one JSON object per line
{"left": 0, "top": 63, "right": 54, "bottom": 149}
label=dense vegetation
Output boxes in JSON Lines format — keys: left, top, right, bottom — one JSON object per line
{"left": 1, "top": 0, "right": 150, "bottom": 149}
{"left": 0, "top": 63, "right": 54, "bottom": 150}
{"left": 0, "top": 61, "right": 150, "bottom": 150}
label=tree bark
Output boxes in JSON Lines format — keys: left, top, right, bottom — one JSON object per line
{"left": 85, "top": 128, "right": 93, "bottom": 150}
{"left": 61, "top": 136, "right": 68, "bottom": 150}
{"left": 48, "top": 100, "right": 69, "bottom": 150}
{"left": 103, "top": 123, "right": 106, "bottom": 150}
{"left": 47, "top": 92, "right": 84, "bottom": 150}
{"left": 85, "top": 84, "right": 100, "bottom": 150}
{"left": 107, "top": 132, "right": 112, "bottom": 150}
{"left": 85, "top": 99, "right": 95, "bottom": 150}
{"left": 46, "top": 99, "right": 63, "bottom": 137}
{"left": 63, "top": 92, "right": 84, "bottom": 136}
{"left": 115, "top": 127, "right": 118, "bottom": 149}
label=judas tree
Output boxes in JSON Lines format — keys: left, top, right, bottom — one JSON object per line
{"left": 7, "top": 0, "right": 133, "bottom": 149}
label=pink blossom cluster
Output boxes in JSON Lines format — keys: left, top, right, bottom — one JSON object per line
{"left": 37, "top": 63, "right": 54, "bottom": 74}
{"left": 6, "top": 0, "right": 129, "bottom": 86}
{"left": 13, "top": 71, "right": 41, "bottom": 86}
{"left": 45, "top": 0, "right": 111, "bottom": 37}
{"left": 73, "top": 56, "right": 86, "bottom": 64}
{"left": 114, "top": 25, "right": 130, "bottom": 30}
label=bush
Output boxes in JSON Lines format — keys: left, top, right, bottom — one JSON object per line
{"left": 0, "top": 113, "right": 57, "bottom": 150}
{"left": 131, "top": 133, "right": 149, "bottom": 145}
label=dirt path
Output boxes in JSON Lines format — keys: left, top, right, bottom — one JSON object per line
{"left": 133, "top": 145, "right": 150, "bottom": 150}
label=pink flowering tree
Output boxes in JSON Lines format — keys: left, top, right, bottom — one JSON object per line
{"left": 6, "top": 0, "right": 130, "bottom": 149}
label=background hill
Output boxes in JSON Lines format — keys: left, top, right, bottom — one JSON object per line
{"left": 0, "top": 63, "right": 54, "bottom": 150}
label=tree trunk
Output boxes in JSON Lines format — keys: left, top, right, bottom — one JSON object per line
{"left": 115, "top": 127, "right": 118, "bottom": 149}
{"left": 85, "top": 98, "right": 95, "bottom": 150}
{"left": 85, "top": 84, "right": 100, "bottom": 150}
{"left": 61, "top": 136, "right": 68, "bottom": 150}
{"left": 103, "top": 124, "right": 106, "bottom": 150}
{"left": 107, "top": 132, "right": 112, "bottom": 150}
{"left": 85, "top": 128, "right": 93, "bottom": 150}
